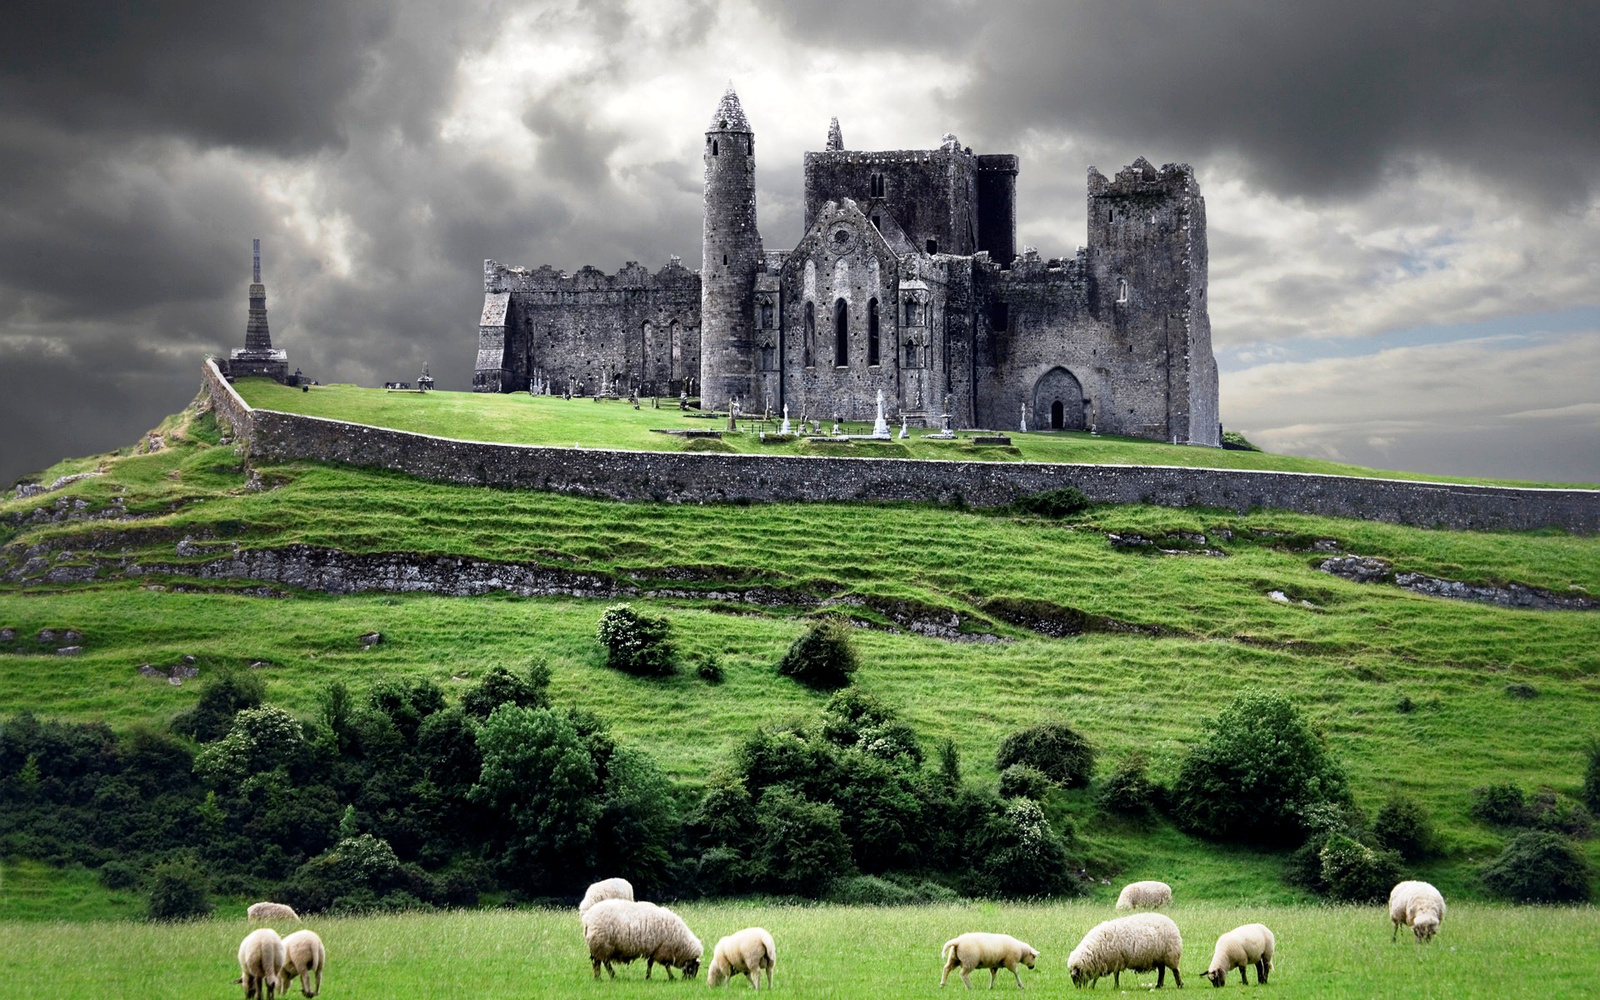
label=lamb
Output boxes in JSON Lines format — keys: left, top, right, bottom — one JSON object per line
{"left": 281, "top": 929, "right": 326, "bottom": 998}
{"left": 1389, "top": 880, "right": 1446, "bottom": 943}
{"left": 939, "top": 932, "right": 1039, "bottom": 990}
{"left": 1204, "top": 924, "right": 1274, "bottom": 987}
{"left": 1114, "top": 881, "right": 1173, "bottom": 911}
{"left": 247, "top": 901, "right": 300, "bottom": 923}
{"left": 579, "top": 877, "right": 635, "bottom": 916}
{"left": 583, "top": 898, "right": 703, "bottom": 980}
{"left": 1067, "top": 913, "right": 1183, "bottom": 989}
{"left": 237, "top": 928, "right": 287, "bottom": 1000}
{"left": 707, "top": 926, "right": 777, "bottom": 990}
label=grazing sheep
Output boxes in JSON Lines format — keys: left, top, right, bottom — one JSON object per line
{"left": 583, "top": 898, "right": 703, "bottom": 980}
{"left": 237, "top": 928, "right": 287, "bottom": 1000}
{"left": 708, "top": 927, "right": 777, "bottom": 990}
{"left": 1114, "top": 880, "right": 1173, "bottom": 911}
{"left": 939, "top": 932, "right": 1039, "bottom": 990}
{"left": 247, "top": 902, "right": 300, "bottom": 923}
{"left": 1067, "top": 913, "right": 1183, "bottom": 989}
{"left": 1389, "top": 881, "right": 1446, "bottom": 943}
{"left": 281, "top": 930, "right": 326, "bottom": 998}
{"left": 579, "top": 877, "right": 636, "bottom": 917}
{"left": 1204, "top": 924, "right": 1274, "bottom": 987}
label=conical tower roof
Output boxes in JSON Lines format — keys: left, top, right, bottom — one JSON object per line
{"left": 708, "top": 82, "right": 751, "bottom": 133}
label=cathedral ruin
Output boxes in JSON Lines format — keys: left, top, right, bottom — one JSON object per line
{"left": 473, "top": 86, "right": 1219, "bottom": 445}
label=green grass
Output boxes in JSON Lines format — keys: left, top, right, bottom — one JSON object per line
{"left": 3, "top": 397, "right": 1599, "bottom": 913}
{"left": 3, "top": 901, "right": 1598, "bottom": 998}
{"left": 230, "top": 379, "right": 1600, "bottom": 489}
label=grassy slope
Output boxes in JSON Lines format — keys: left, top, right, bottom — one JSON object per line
{"left": 4, "top": 902, "right": 1599, "bottom": 999}
{"left": 232, "top": 379, "right": 1599, "bottom": 489}
{"left": 2, "top": 399, "right": 1599, "bottom": 911}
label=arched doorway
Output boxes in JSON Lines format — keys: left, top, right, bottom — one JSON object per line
{"left": 1033, "top": 367, "right": 1085, "bottom": 431}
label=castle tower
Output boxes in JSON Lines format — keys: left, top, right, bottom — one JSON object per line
{"left": 699, "top": 84, "right": 763, "bottom": 410}
{"left": 227, "top": 238, "right": 290, "bottom": 383}
{"left": 245, "top": 238, "right": 272, "bottom": 351}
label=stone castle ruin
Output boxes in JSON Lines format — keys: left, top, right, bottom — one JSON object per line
{"left": 474, "top": 86, "right": 1219, "bottom": 445}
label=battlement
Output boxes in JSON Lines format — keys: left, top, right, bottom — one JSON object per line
{"left": 484, "top": 257, "right": 697, "bottom": 294}
{"left": 1088, "top": 157, "right": 1199, "bottom": 200}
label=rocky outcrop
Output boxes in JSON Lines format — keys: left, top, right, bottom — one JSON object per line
{"left": 1318, "top": 555, "right": 1596, "bottom": 611}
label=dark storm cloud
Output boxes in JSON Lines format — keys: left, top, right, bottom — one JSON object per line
{"left": 949, "top": 1, "right": 1600, "bottom": 201}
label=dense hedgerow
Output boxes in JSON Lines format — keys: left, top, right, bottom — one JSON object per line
{"left": 1172, "top": 693, "right": 1350, "bottom": 845}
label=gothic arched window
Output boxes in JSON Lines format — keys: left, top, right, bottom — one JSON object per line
{"left": 834, "top": 298, "right": 849, "bottom": 367}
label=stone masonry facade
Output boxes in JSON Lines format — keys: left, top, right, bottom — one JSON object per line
{"left": 204, "top": 360, "right": 1600, "bottom": 534}
{"left": 474, "top": 87, "right": 1219, "bottom": 446}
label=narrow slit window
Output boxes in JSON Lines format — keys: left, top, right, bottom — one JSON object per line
{"left": 712, "top": 139, "right": 718, "bottom": 156}
{"left": 1116, "top": 278, "right": 1129, "bottom": 304}
{"left": 834, "top": 298, "right": 849, "bottom": 367}
{"left": 867, "top": 299, "right": 880, "bottom": 366}
{"left": 804, "top": 302, "right": 815, "bottom": 367}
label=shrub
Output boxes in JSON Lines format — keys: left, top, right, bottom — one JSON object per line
{"left": 1585, "top": 737, "right": 1600, "bottom": 815}
{"left": 696, "top": 653, "right": 724, "bottom": 685}
{"left": 1481, "top": 831, "right": 1592, "bottom": 903}
{"left": 169, "top": 668, "right": 266, "bottom": 742}
{"left": 145, "top": 859, "right": 213, "bottom": 921}
{"left": 829, "top": 874, "right": 958, "bottom": 906}
{"left": 595, "top": 605, "right": 677, "bottom": 677}
{"left": 752, "top": 786, "right": 855, "bottom": 895}
{"left": 776, "top": 618, "right": 859, "bottom": 691}
{"left": 1097, "top": 752, "right": 1159, "bottom": 817}
{"left": 1525, "top": 789, "right": 1594, "bottom": 838}
{"left": 1318, "top": 833, "right": 1404, "bottom": 903}
{"left": 1504, "top": 682, "right": 1539, "bottom": 699}
{"left": 996, "top": 722, "right": 1095, "bottom": 789}
{"left": 820, "top": 689, "right": 921, "bottom": 765}
{"left": 281, "top": 834, "right": 406, "bottom": 913}
{"left": 461, "top": 662, "right": 552, "bottom": 719}
{"left": 1471, "top": 782, "right": 1528, "bottom": 827}
{"left": 999, "top": 764, "right": 1053, "bottom": 801}
{"left": 970, "top": 797, "right": 1077, "bottom": 898}
{"left": 99, "top": 860, "right": 139, "bottom": 891}
{"left": 1012, "top": 487, "right": 1092, "bottom": 518}
{"left": 1371, "top": 794, "right": 1435, "bottom": 861}
{"left": 1171, "top": 693, "right": 1350, "bottom": 845}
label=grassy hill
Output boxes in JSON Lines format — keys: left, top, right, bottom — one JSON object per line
{"left": 1, "top": 393, "right": 1598, "bottom": 919}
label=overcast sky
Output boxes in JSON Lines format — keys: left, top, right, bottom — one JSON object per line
{"left": 2, "top": 0, "right": 1597, "bottom": 486}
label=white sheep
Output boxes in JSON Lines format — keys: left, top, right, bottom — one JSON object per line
{"left": 1204, "top": 923, "right": 1274, "bottom": 987}
{"left": 707, "top": 926, "right": 777, "bottom": 990}
{"left": 1389, "top": 880, "right": 1446, "bottom": 943}
{"left": 579, "top": 877, "right": 635, "bottom": 916}
{"left": 583, "top": 898, "right": 704, "bottom": 980}
{"left": 1067, "top": 912, "right": 1183, "bottom": 989}
{"left": 1114, "top": 880, "right": 1173, "bottom": 911}
{"left": 281, "top": 929, "right": 326, "bottom": 998}
{"left": 237, "top": 927, "right": 287, "bottom": 1000}
{"left": 939, "top": 932, "right": 1039, "bottom": 989}
{"left": 247, "top": 901, "right": 300, "bottom": 923}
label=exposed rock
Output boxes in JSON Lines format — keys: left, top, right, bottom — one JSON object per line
{"left": 138, "top": 664, "right": 165, "bottom": 679}
{"left": 359, "top": 632, "right": 384, "bottom": 646}
{"left": 62, "top": 629, "right": 83, "bottom": 643}
{"left": 1320, "top": 555, "right": 1597, "bottom": 611}
{"left": 249, "top": 660, "right": 272, "bottom": 669}
{"left": 182, "top": 654, "right": 197, "bottom": 664}
{"left": 56, "top": 646, "right": 83, "bottom": 656}
{"left": 36, "top": 628, "right": 58, "bottom": 643}
{"left": 0, "top": 627, "right": 14, "bottom": 642}
{"left": 1267, "top": 590, "right": 1319, "bottom": 609}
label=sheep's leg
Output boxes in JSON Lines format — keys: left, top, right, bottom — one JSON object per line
{"left": 1010, "top": 961, "right": 1025, "bottom": 989}
{"left": 605, "top": 960, "right": 618, "bottom": 979}
{"left": 1156, "top": 966, "right": 1165, "bottom": 988}
{"left": 990, "top": 967, "right": 999, "bottom": 988}
{"left": 1170, "top": 963, "right": 1183, "bottom": 988}
{"left": 1239, "top": 966, "right": 1249, "bottom": 986}
{"left": 1113, "top": 970, "right": 1120, "bottom": 988}
{"left": 941, "top": 957, "right": 956, "bottom": 987}
{"left": 646, "top": 957, "right": 655, "bottom": 979}
{"left": 1258, "top": 959, "right": 1269, "bottom": 984}
{"left": 960, "top": 966, "right": 974, "bottom": 989}
{"left": 1391, "top": 919, "right": 1399, "bottom": 942}
{"left": 745, "top": 969, "right": 757, "bottom": 989}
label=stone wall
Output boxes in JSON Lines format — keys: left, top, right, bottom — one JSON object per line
{"left": 202, "top": 360, "right": 1600, "bottom": 533}
{"left": 201, "top": 358, "right": 255, "bottom": 448}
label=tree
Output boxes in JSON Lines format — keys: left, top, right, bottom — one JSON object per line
{"left": 460, "top": 663, "right": 552, "bottom": 719}
{"left": 1171, "top": 693, "right": 1350, "bottom": 845}
{"left": 169, "top": 669, "right": 265, "bottom": 742}
{"left": 752, "top": 786, "right": 854, "bottom": 895}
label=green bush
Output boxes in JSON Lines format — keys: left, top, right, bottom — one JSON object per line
{"left": 145, "top": 859, "right": 213, "bottom": 921}
{"left": 595, "top": 605, "right": 677, "bottom": 677}
{"left": 1012, "top": 487, "right": 1092, "bottom": 518}
{"left": 753, "top": 786, "right": 855, "bottom": 895}
{"left": 1481, "top": 831, "right": 1593, "bottom": 903}
{"left": 996, "top": 722, "right": 1094, "bottom": 789}
{"left": 281, "top": 834, "right": 406, "bottom": 913}
{"left": 999, "top": 764, "right": 1053, "bottom": 801}
{"left": 776, "top": 618, "right": 859, "bottom": 691}
{"left": 1372, "top": 794, "right": 1436, "bottom": 861}
{"left": 1525, "top": 789, "right": 1594, "bottom": 838}
{"left": 99, "top": 860, "right": 139, "bottom": 891}
{"left": 461, "top": 662, "right": 552, "bottom": 719}
{"left": 828, "top": 874, "right": 958, "bottom": 905}
{"left": 169, "top": 668, "right": 266, "bottom": 742}
{"left": 1471, "top": 783, "right": 1528, "bottom": 827}
{"left": 1097, "top": 752, "right": 1159, "bottom": 817}
{"left": 969, "top": 797, "right": 1077, "bottom": 898}
{"left": 1171, "top": 693, "right": 1350, "bottom": 845}
{"left": 1318, "top": 833, "right": 1404, "bottom": 903}
{"left": 696, "top": 653, "right": 724, "bottom": 684}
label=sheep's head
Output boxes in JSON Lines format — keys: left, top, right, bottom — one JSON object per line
{"left": 681, "top": 957, "right": 701, "bottom": 979}
{"left": 1413, "top": 915, "right": 1439, "bottom": 943}
{"left": 1068, "top": 961, "right": 1089, "bottom": 988}
{"left": 1205, "top": 967, "right": 1228, "bottom": 988}
{"left": 1021, "top": 947, "right": 1038, "bottom": 970}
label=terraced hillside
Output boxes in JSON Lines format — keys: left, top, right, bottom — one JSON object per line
{"left": 2, "top": 394, "right": 1598, "bottom": 915}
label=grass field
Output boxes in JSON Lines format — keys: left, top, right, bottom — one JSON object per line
{"left": 229, "top": 378, "right": 1599, "bottom": 490}
{"left": 3, "top": 900, "right": 1597, "bottom": 999}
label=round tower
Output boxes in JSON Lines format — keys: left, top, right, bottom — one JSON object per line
{"left": 699, "top": 84, "right": 762, "bottom": 411}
